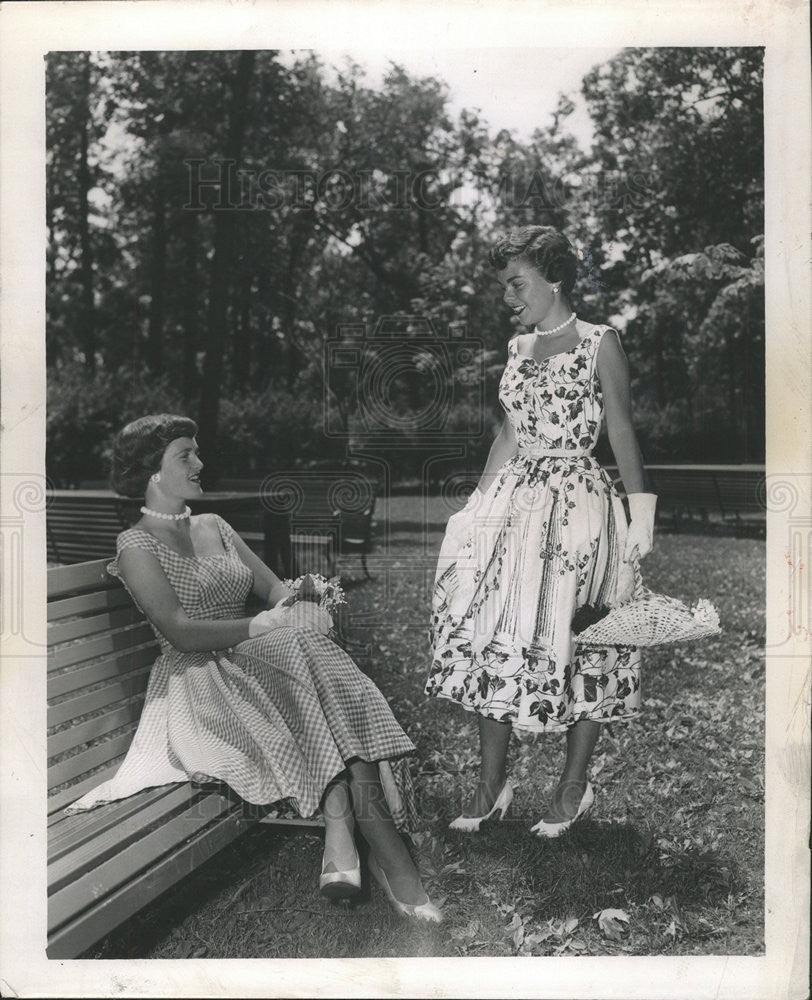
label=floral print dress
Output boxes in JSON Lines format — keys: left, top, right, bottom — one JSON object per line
{"left": 426, "top": 325, "right": 641, "bottom": 733}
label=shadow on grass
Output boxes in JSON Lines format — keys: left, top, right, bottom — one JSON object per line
{"left": 444, "top": 817, "right": 741, "bottom": 919}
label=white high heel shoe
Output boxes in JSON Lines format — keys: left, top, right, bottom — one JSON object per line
{"left": 530, "top": 782, "right": 594, "bottom": 839}
{"left": 449, "top": 779, "right": 514, "bottom": 832}
{"left": 368, "top": 856, "right": 443, "bottom": 924}
{"left": 319, "top": 844, "right": 362, "bottom": 901}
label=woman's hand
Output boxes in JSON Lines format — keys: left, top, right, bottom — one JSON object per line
{"left": 287, "top": 601, "right": 333, "bottom": 635}
{"left": 248, "top": 606, "right": 291, "bottom": 638}
{"left": 623, "top": 492, "right": 657, "bottom": 561}
{"left": 597, "top": 328, "right": 656, "bottom": 562}
{"left": 249, "top": 600, "right": 333, "bottom": 637}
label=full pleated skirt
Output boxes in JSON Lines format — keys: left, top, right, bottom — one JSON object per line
{"left": 426, "top": 455, "right": 642, "bottom": 733}
{"left": 66, "top": 626, "right": 418, "bottom": 829}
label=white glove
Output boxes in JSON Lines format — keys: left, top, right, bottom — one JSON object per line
{"left": 623, "top": 492, "right": 657, "bottom": 561}
{"left": 286, "top": 601, "right": 334, "bottom": 636}
{"left": 248, "top": 606, "right": 291, "bottom": 637}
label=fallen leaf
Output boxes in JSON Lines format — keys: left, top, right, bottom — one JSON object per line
{"left": 594, "top": 907, "right": 630, "bottom": 941}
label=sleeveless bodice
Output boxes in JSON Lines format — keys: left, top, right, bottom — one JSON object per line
{"left": 107, "top": 515, "right": 253, "bottom": 652}
{"left": 498, "top": 325, "right": 610, "bottom": 452}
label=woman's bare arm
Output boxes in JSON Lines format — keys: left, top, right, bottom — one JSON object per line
{"left": 476, "top": 417, "right": 518, "bottom": 494}
{"left": 229, "top": 530, "right": 293, "bottom": 607}
{"left": 596, "top": 329, "right": 651, "bottom": 495}
{"left": 117, "top": 547, "right": 256, "bottom": 652}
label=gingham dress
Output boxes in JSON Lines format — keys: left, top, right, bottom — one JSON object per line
{"left": 426, "top": 325, "right": 642, "bottom": 733}
{"left": 65, "top": 515, "right": 417, "bottom": 828}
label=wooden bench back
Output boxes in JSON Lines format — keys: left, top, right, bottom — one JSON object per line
{"left": 711, "top": 471, "right": 765, "bottom": 515}
{"left": 47, "top": 496, "right": 131, "bottom": 565}
{"left": 648, "top": 468, "right": 764, "bottom": 518}
{"left": 47, "top": 559, "right": 158, "bottom": 817}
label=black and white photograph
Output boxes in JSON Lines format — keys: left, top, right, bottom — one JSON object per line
{"left": 0, "top": 2, "right": 808, "bottom": 998}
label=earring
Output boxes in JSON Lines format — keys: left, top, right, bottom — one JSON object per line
{"left": 151, "top": 473, "right": 161, "bottom": 484}
{"left": 552, "top": 285, "right": 560, "bottom": 295}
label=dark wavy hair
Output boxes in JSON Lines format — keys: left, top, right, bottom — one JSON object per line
{"left": 110, "top": 414, "right": 198, "bottom": 497}
{"left": 487, "top": 225, "right": 578, "bottom": 296}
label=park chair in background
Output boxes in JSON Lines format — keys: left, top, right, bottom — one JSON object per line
{"left": 260, "top": 463, "right": 379, "bottom": 580}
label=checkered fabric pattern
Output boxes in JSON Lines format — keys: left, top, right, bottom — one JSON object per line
{"left": 65, "top": 516, "right": 417, "bottom": 829}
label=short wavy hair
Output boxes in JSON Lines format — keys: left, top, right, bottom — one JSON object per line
{"left": 111, "top": 414, "right": 198, "bottom": 497}
{"left": 487, "top": 225, "right": 578, "bottom": 296}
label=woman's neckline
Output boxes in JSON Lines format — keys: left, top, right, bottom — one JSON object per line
{"left": 513, "top": 323, "right": 599, "bottom": 366}
{"left": 131, "top": 515, "right": 229, "bottom": 561}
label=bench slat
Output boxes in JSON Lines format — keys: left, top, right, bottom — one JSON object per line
{"left": 49, "top": 763, "right": 124, "bottom": 818}
{"left": 48, "top": 732, "right": 140, "bottom": 789}
{"left": 48, "top": 559, "right": 115, "bottom": 598}
{"left": 49, "top": 625, "right": 156, "bottom": 672}
{"left": 48, "top": 544, "right": 118, "bottom": 564}
{"left": 48, "top": 665, "right": 152, "bottom": 729}
{"left": 49, "top": 786, "right": 181, "bottom": 857}
{"left": 48, "top": 699, "right": 145, "bottom": 758}
{"left": 47, "top": 799, "right": 256, "bottom": 959}
{"left": 49, "top": 645, "right": 156, "bottom": 698}
{"left": 48, "top": 785, "right": 208, "bottom": 893}
{"left": 48, "top": 791, "right": 239, "bottom": 932}
{"left": 48, "top": 606, "right": 145, "bottom": 645}
{"left": 48, "top": 587, "right": 133, "bottom": 623}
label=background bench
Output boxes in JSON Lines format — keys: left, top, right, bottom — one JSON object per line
{"left": 47, "top": 490, "right": 291, "bottom": 576}
{"left": 605, "top": 464, "right": 765, "bottom": 536}
{"left": 46, "top": 559, "right": 315, "bottom": 958}
{"left": 257, "top": 467, "right": 378, "bottom": 579}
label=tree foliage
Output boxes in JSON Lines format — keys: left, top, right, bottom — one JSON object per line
{"left": 45, "top": 47, "right": 764, "bottom": 485}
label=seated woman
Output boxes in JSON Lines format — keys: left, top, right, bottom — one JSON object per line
{"left": 66, "top": 413, "right": 441, "bottom": 924}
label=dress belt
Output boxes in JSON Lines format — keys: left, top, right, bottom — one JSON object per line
{"left": 516, "top": 447, "right": 592, "bottom": 458}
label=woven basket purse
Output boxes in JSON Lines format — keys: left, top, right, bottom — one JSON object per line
{"left": 573, "top": 567, "right": 721, "bottom": 648}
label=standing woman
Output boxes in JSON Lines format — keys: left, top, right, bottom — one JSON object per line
{"left": 426, "top": 226, "right": 657, "bottom": 836}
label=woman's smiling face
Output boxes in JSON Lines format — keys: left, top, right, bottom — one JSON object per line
{"left": 497, "top": 257, "right": 556, "bottom": 327}
{"left": 157, "top": 436, "right": 204, "bottom": 499}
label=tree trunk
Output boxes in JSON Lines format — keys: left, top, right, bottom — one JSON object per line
{"left": 147, "top": 184, "right": 167, "bottom": 374}
{"left": 197, "top": 50, "right": 256, "bottom": 483}
{"left": 233, "top": 268, "right": 252, "bottom": 391}
{"left": 77, "top": 53, "right": 96, "bottom": 372}
{"left": 181, "top": 211, "right": 199, "bottom": 401}
{"left": 724, "top": 327, "right": 740, "bottom": 460}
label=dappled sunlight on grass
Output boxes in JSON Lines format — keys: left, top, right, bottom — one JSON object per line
{"left": 86, "top": 521, "right": 764, "bottom": 958}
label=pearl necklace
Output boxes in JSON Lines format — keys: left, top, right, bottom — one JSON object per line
{"left": 534, "top": 312, "right": 577, "bottom": 337}
{"left": 140, "top": 505, "right": 192, "bottom": 521}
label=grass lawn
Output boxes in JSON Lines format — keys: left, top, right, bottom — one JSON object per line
{"left": 86, "top": 503, "right": 764, "bottom": 959}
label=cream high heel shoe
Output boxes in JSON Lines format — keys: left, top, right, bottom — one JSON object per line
{"left": 319, "top": 843, "right": 362, "bottom": 901}
{"left": 449, "top": 779, "right": 514, "bottom": 833}
{"left": 530, "top": 782, "right": 594, "bottom": 839}
{"left": 368, "top": 856, "right": 443, "bottom": 924}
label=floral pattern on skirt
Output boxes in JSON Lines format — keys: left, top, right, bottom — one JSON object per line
{"left": 426, "top": 326, "right": 642, "bottom": 734}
